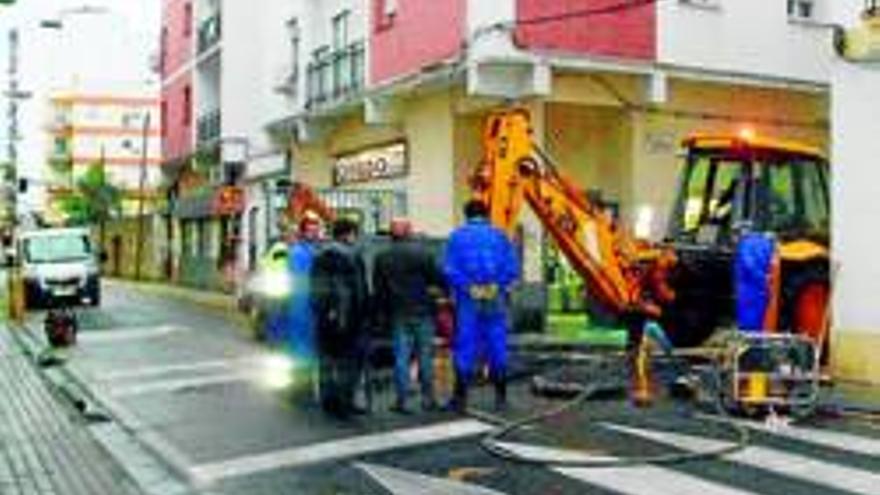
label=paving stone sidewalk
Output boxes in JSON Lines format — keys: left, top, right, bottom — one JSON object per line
{"left": 0, "top": 327, "right": 144, "bottom": 495}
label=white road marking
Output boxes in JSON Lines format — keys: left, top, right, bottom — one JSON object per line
{"left": 78, "top": 324, "right": 184, "bottom": 343}
{"left": 604, "top": 423, "right": 880, "bottom": 495}
{"left": 493, "top": 441, "right": 757, "bottom": 495}
{"left": 735, "top": 418, "right": 880, "bottom": 457}
{"left": 99, "top": 357, "right": 263, "bottom": 381}
{"left": 108, "top": 371, "right": 258, "bottom": 398}
{"left": 189, "top": 419, "right": 494, "bottom": 486}
{"left": 356, "top": 463, "right": 507, "bottom": 495}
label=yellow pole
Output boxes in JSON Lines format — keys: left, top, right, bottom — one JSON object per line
{"left": 631, "top": 334, "right": 653, "bottom": 407}
{"left": 8, "top": 265, "right": 24, "bottom": 323}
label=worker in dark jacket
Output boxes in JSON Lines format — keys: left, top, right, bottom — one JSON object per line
{"left": 373, "top": 219, "right": 445, "bottom": 413}
{"left": 444, "top": 200, "right": 520, "bottom": 412}
{"left": 310, "top": 218, "right": 369, "bottom": 418}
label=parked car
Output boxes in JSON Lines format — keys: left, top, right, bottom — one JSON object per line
{"left": 20, "top": 227, "right": 102, "bottom": 309}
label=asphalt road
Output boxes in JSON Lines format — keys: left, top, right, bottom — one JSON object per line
{"left": 25, "top": 280, "right": 880, "bottom": 495}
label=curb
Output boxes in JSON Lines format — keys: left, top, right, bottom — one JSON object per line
{"left": 8, "top": 321, "right": 204, "bottom": 495}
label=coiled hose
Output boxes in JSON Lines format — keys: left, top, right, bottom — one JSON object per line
{"left": 477, "top": 355, "right": 752, "bottom": 467}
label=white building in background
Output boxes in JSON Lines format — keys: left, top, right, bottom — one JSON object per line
{"left": 195, "top": 0, "right": 295, "bottom": 272}
{"left": 160, "top": 0, "right": 296, "bottom": 279}
{"left": 0, "top": 0, "right": 158, "bottom": 220}
{"left": 45, "top": 89, "right": 161, "bottom": 223}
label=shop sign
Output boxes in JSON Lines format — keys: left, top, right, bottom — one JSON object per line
{"left": 333, "top": 142, "right": 407, "bottom": 186}
{"left": 212, "top": 186, "right": 245, "bottom": 216}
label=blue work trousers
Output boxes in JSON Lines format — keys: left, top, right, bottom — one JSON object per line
{"left": 392, "top": 317, "right": 436, "bottom": 403}
{"left": 264, "top": 299, "right": 288, "bottom": 346}
{"left": 453, "top": 303, "right": 508, "bottom": 382}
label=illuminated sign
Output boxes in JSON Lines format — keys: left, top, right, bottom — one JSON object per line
{"left": 333, "top": 142, "right": 407, "bottom": 186}
{"left": 212, "top": 186, "right": 245, "bottom": 216}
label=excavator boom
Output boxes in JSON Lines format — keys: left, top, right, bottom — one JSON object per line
{"left": 472, "top": 109, "right": 674, "bottom": 319}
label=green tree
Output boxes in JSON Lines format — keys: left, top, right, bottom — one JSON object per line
{"left": 58, "top": 162, "right": 122, "bottom": 247}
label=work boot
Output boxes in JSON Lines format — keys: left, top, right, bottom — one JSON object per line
{"left": 421, "top": 396, "right": 439, "bottom": 412}
{"left": 390, "top": 398, "right": 413, "bottom": 415}
{"left": 445, "top": 376, "right": 469, "bottom": 414}
{"left": 493, "top": 376, "right": 508, "bottom": 412}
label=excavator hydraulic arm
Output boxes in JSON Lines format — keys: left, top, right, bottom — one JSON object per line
{"left": 471, "top": 109, "right": 675, "bottom": 319}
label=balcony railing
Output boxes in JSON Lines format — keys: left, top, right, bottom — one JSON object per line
{"left": 196, "top": 110, "right": 221, "bottom": 145}
{"left": 198, "top": 15, "right": 222, "bottom": 54}
{"left": 306, "top": 41, "right": 365, "bottom": 110}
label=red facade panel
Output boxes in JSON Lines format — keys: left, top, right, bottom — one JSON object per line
{"left": 161, "top": 0, "right": 194, "bottom": 163}
{"left": 161, "top": 0, "right": 193, "bottom": 79}
{"left": 162, "top": 76, "right": 193, "bottom": 162}
{"left": 515, "top": 0, "right": 656, "bottom": 61}
{"left": 370, "top": 0, "right": 467, "bottom": 85}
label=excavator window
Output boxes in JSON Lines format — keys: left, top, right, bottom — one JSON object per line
{"left": 675, "top": 154, "right": 747, "bottom": 244}
{"left": 755, "top": 157, "right": 829, "bottom": 239}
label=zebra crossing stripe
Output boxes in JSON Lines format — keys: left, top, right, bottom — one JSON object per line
{"left": 356, "top": 463, "right": 507, "bottom": 495}
{"left": 189, "top": 420, "right": 493, "bottom": 485}
{"left": 737, "top": 419, "right": 880, "bottom": 457}
{"left": 604, "top": 423, "right": 880, "bottom": 495}
{"left": 493, "top": 442, "right": 757, "bottom": 495}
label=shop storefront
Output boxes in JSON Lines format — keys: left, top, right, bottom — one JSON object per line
{"left": 173, "top": 185, "right": 245, "bottom": 291}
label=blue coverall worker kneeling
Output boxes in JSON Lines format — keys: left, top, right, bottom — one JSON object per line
{"left": 443, "top": 199, "right": 520, "bottom": 412}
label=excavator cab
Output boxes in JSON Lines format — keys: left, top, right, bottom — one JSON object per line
{"left": 662, "top": 134, "right": 830, "bottom": 347}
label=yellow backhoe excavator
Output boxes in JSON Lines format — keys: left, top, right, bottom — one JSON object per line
{"left": 474, "top": 108, "right": 830, "bottom": 351}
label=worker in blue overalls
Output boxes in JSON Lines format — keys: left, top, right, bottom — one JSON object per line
{"left": 287, "top": 213, "right": 322, "bottom": 369}
{"left": 443, "top": 199, "right": 520, "bottom": 412}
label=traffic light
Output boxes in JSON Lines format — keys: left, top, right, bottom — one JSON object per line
{"left": 17, "top": 178, "right": 26, "bottom": 193}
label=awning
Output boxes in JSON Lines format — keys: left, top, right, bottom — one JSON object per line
{"left": 173, "top": 186, "right": 245, "bottom": 219}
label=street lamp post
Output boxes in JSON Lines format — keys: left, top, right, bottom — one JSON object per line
{"left": 4, "top": 28, "right": 24, "bottom": 322}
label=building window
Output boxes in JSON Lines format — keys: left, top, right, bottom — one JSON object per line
{"left": 183, "top": 85, "right": 192, "bottom": 126}
{"left": 788, "top": 0, "right": 815, "bottom": 19}
{"left": 678, "top": 0, "right": 721, "bottom": 8}
{"left": 161, "top": 100, "right": 168, "bottom": 136}
{"left": 160, "top": 26, "right": 168, "bottom": 74}
{"left": 121, "top": 111, "right": 141, "bottom": 129}
{"left": 183, "top": 3, "right": 193, "bottom": 37}
{"left": 332, "top": 10, "right": 350, "bottom": 51}
{"left": 375, "top": 0, "right": 397, "bottom": 30}
{"left": 54, "top": 137, "right": 68, "bottom": 156}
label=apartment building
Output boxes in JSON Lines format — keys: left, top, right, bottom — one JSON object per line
{"left": 269, "top": 1, "right": 831, "bottom": 284}
{"left": 160, "top": 0, "right": 295, "bottom": 289}
{"left": 45, "top": 91, "right": 161, "bottom": 219}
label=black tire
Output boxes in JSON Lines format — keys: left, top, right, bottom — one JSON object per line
{"left": 90, "top": 287, "right": 101, "bottom": 307}
{"left": 661, "top": 297, "right": 722, "bottom": 348}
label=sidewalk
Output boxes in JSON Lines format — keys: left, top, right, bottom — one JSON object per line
{"left": 0, "top": 327, "right": 144, "bottom": 495}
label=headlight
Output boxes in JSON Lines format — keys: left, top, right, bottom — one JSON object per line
{"left": 254, "top": 272, "right": 292, "bottom": 298}
{"left": 260, "top": 353, "right": 296, "bottom": 390}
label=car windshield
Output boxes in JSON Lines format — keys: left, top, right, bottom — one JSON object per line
{"left": 24, "top": 234, "right": 92, "bottom": 263}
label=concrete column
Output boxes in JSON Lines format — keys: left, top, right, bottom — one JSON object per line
{"left": 831, "top": 59, "right": 880, "bottom": 383}
{"left": 520, "top": 100, "right": 546, "bottom": 283}
{"left": 404, "top": 92, "right": 456, "bottom": 236}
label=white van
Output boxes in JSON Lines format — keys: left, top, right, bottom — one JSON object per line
{"left": 19, "top": 227, "right": 101, "bottom": 308}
